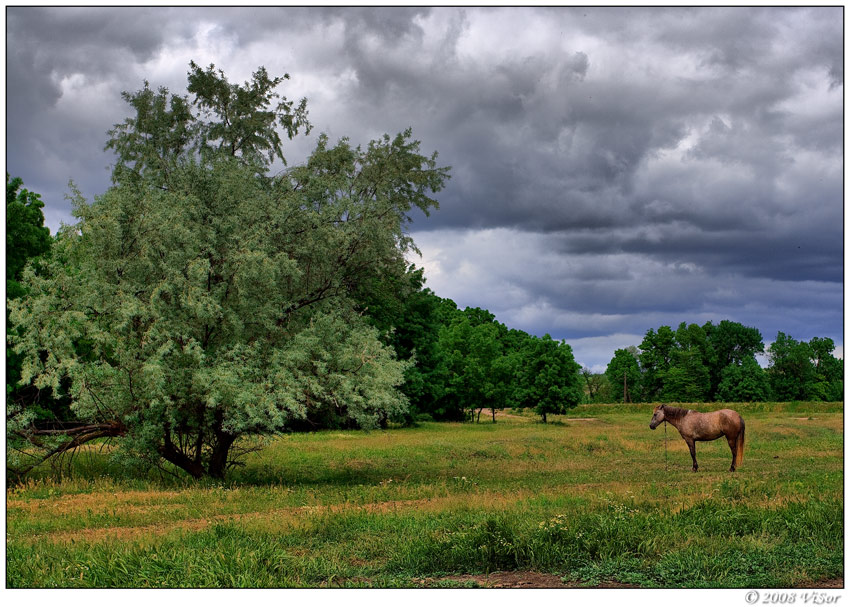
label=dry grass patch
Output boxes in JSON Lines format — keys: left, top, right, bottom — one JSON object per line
{"left": 8, "top": 489, "right": 184, "bottom": 516}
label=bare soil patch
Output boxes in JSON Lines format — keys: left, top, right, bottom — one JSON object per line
{"left": 493, "top": 411, "right": 533, "bottom": 422}
{"left": 415, "top": 571, "right": 640, "bottom": 588}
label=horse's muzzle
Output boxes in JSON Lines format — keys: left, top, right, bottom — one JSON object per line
{"left": 649, "top": 422, "right": 657, "bottom": 430}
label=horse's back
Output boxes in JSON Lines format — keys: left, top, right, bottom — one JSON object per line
{"left": 716, "top": 409, "right": 744, "bottom": 434}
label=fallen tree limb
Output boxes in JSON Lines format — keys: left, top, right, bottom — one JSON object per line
{"left": 9, "top": 420, "right": 126, "bottom": 480}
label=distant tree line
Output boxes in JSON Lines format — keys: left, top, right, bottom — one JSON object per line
{"left": 595, "top": 321, "right": 842, "bottom": 404}
{"left": 358, "top": 276, "right": 583, "bottom": 423}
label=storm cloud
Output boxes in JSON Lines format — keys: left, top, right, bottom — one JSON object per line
{"left": 6, "top": 6, "right": 843, "bottom": 371}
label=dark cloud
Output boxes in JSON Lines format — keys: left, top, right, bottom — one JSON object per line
{"left": 6, "top": 6, "right": 842, "bottom": 370}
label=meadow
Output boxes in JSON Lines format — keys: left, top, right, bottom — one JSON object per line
{"left": 6, "top": 402, "right": 843, "bottom": 588}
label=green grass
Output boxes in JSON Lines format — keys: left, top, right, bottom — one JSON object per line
{"left": 6, "top": 402, "right": 843, "bottom": 588}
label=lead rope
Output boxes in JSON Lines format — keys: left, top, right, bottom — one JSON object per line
{"left": 664, "top": 420, "right": 668, "bottom": 472}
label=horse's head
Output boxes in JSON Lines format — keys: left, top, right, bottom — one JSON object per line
{"left": 649, "top": 405, "right": 666, "bottom": 429}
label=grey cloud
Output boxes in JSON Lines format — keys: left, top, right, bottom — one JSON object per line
{"left": 6, "top": 7, "right": 842, "bottom": 370}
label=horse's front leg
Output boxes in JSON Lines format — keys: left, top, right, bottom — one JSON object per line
{"left": 685, "top": 438, "right": 698, "bottom": 472}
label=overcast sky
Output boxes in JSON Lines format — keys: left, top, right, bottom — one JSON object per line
{"left": 6, "top": 6, "right": 844, "bottom": 371}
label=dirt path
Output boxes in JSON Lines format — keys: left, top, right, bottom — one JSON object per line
{"left": 414, "top": 571, "right": 637, "bottom": 588}
{"left": 413, "top": 573, "right": 843, "bottom": 589}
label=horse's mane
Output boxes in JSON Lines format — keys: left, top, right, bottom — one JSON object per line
{"left": 661, "top": 405, "right": 690, "bottom": 421}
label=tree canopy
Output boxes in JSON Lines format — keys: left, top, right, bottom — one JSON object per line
{"left": 607, "top": 321, "right": 840, "bottom": 403}
{"left": 9, "top": 63, "right": 448, "bottom": 479}
{"left": 7, "top": 174, "right": 52, "bottom": 299}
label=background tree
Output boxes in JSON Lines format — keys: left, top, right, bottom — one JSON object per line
{"left": 766, "top": 332, "right": 815, "bottom": 402}
{"left": 438, "top": 312, "right": 502, "bottom": 422}
{"left": 661, "top": 323, "right": 711, "bottom": 402}
{"left": 515, "top": 335, "right": 582, "bottom": 422}
{"left": 605, "top": 348, "right": 641, "bottom": 403}
{"left": 638, "top": 325, "right": 676, "bottom": 401}
{"left": 7, "top": 174, "right": 52, "bottom": 299}
{"left": 702, "top": 320, "right": 764, "bottom": 400}
{"left": 9, "top": 64, "right": 449, "bottom": 480}
{"left": 716, "top": 357, "right": 770, "bottom": 402}
{"left": 581, "top": 367, "right": 611, "bottom": 404}
{"left": 805, "top": 337, "right": 843, "bottom": 401}
{"left": 6, "top": 175, "right": 71, "bottom": 442}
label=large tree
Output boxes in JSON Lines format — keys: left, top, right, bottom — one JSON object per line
{"left": 9, "top": 64, "right": 449, "bottom": 479}
{"left": 661, "top": 323, "right": 711, "bottom": 402}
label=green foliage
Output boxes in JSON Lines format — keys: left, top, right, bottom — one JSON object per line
{"left": 767, "top": 333, "right": 842, "bottom": 402}
{"left": 605, "top": 349, "right": 641, "bottom": 403}
{"left": 580, "top": 368, "right": 610, "bottom": 404}
{"left": 105, "top": 61, "right": 311, "bottom": 188}
{"left": 664, "top": 350, "right": 710, "bottom": 402}
{"left": 624, "top": 320, "right": 769, "bottom": 403}
{"left": 516, "top": 335, "right": 582, "bottom": 422}
{"left": 717, "top": 358, "right": 770, "bottom": 402}
{"left": 353, "top": 268, "right": 445, "bottom": 422}
{"left": 6, "top": 174, "right": 70, "bottom": 440}
{"left": 10, "top": 63, "right": 449, "bottom": 480}
{"left": 438, "top": 313, "right": 505, "bottom": 421}
{"left": 767, "top": 332, "right": 814, "bottom": 401}
{"left": 637, "top": 325, "right": 676, "bottom": 400}
{"left": 702, "top": 320, "right": 765, "bottom": 400}
{"left": 7, "top": 174, "right": 52, "bottom": 296}
{"left": 807, "top": 337, "right": 844, "bottom": 401}
{"left": 187, "top": 61, "right": 310, "bottom": 167}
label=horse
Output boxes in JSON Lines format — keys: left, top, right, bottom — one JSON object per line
{"left": 649, "top": 404, "right": 745, "bottom": 472}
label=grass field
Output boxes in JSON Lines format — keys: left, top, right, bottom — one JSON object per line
{"left": 6, "top": 402, "right": 843, "bottom": 588}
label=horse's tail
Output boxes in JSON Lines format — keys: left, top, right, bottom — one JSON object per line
{"left": 735, "top": 417, "right": 745, "bottom": 467}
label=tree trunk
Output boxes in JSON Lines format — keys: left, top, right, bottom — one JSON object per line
{"left": 491, "top": 408, "right": 496, "bottom": 423}
{"left": 159, "top": 432, "right": 205, "bottom": 479}
{"left": 207, "top": 431, "right": 237, "bottom": 479}
{"left": 542, "top": 411, "right": 547, "bottom": 424}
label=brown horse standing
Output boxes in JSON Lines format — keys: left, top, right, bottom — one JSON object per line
{"left": 649, "top": 405, "right": 745, "bottom": 472}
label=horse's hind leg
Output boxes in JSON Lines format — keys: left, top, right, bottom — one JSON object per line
{"left": 726, "top": 434, "right": 737, "bottom": 472}
{"left": 685, "top": 438, "right": 698, "bottom": 472}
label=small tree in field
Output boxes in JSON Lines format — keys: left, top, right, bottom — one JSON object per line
{"left": 8, "top": 63, "right": 449, "bottom": 479}
{"left": 516, "top": 335, "right": 582, "bottom": 423}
